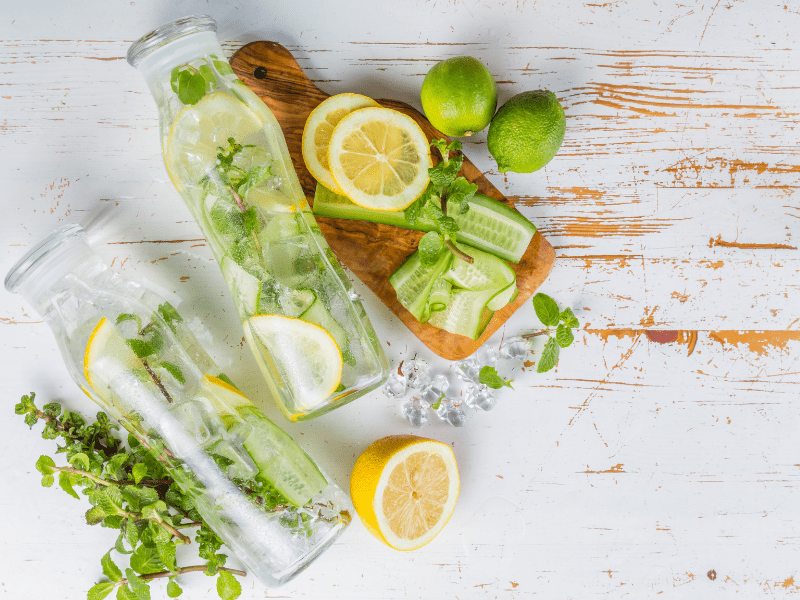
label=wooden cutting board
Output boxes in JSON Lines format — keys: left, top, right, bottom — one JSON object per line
{"left": 231, "top": 41, "right": 556, "bottom": 360}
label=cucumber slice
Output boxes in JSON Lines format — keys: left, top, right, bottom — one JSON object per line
{"left": 427, "top": 288, "right": 497, "bottom": 340}
{"left": 444, "top": 243, "right": 515, "bottom": 291}
{"left": 220, "top": 256, "right": 261, "bottom": 319}
{"left": 487, "top": 280, "right": 517, "bottom": 311}
{"left": 299, "top": 295, "right": 352, "bottom": 364}
{"left": 314, "top": 184, "right": 535, "bottom": 262}
{"left": 428, "top": 277, "right": 452, "bottom": 312}
{"left": 389, "top": 249, "right": 453, "bottom": 321}
{"left": 238, "top": 405, "right": 327, "bottom": 506}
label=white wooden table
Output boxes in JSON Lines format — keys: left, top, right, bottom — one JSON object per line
{"left": 2, "top": 2, "right": 799, "bottom": 598}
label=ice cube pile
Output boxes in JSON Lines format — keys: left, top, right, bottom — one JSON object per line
{"left": 388, "top": 336, "right": 533, "bottom": 428}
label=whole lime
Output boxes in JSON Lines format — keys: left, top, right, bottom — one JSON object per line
{"left": 420, "top": 56, "right": 497, "bottom": 137}
{"left": 487, "top": 90, "right": 565, "bottom": 173}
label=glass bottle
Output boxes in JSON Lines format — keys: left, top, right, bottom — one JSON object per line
{"left": 4, "top": 224, "right": 352, "bottom": 588}
{"left": 126, "top": 16, "right": 388, "bottom": 420}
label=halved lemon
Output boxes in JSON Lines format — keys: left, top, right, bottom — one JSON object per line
{"left": 244, "top": 314, "right": 343, "bottom": 412}
{"left": 302, "top": 93, "right": 380, "bottom": 194}
{"left": 83, "top": 317, "right": 142, "bottom": 408}
{"left": 328, "top": 107, "right": 432, "bottom": 211}
{"left": 164, "top": 91, "right": 263, "bottom": 190}
{"left": 350, "top": 434, "right": 460, "bottom": 550}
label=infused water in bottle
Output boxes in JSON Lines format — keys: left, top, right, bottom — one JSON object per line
{"left": 127, "top": 16, "right": 388, "bottom": 420}
{"left": 5, "top": 224, "right": 352, "bottom": 587}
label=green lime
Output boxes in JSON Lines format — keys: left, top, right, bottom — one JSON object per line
{"left": 420, "top": 56, "right": 497, "bottom": 137}
{"left": 487, "top": 90, "right": 565, "bottom": 173}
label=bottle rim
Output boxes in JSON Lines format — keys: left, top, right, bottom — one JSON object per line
{"left": 4, "top": 223, "right": 86, "bottom": 294}
{"left": 127, "top": 15, "right": 217, "bottom": 68}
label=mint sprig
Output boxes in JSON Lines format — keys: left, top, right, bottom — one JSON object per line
{"left": 16, "top": 392, "right": 246, "bottom": 600}
{"left": 528, "top": 293, "right": 581, "bottom": 373}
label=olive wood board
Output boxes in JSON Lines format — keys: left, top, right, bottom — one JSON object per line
{"left": 231, "top": 41, "right": 556, "bottom": 361}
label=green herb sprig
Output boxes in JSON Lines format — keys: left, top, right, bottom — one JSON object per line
{"left": 408, "top": 139, "right": 479, "bottom": 266}
{"left": 170, "top": 56, "right": 237, "bottom": 106}
{"left": 524, "top": 293, "right": 580, "bottom": 373}
{"left": 16, "top": 392, "right": 245, "bottom": 600}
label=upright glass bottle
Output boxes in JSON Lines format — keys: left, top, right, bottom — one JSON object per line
{"left": 4, "top": 224, "right": 352, "bottom": 588}
{"left": 126, "top": 16, "right": 388, "bottom": 420}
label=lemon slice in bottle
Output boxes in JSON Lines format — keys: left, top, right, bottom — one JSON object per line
{"left": 350, "top": 434, "right": 460, "bottom": 550}
{"left": 164, "top": 91, "right": 263, "bottom": 190}
{"left": 83, "top": 317, "right": 142, "bottom": 409}
{"left": 302, "top": 93, "right": 380, "bottom": 194}
{"left": 244, "top": 314, "right": 343, "bottom": 412}
{"left": 328, "top": 107, "right": 431, "bottom": 211}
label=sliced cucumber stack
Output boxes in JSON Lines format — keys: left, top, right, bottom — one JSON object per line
{"left": 390, "top": 242, "right": 518, "bottom": 340}
{"left": 314, "top": 184, "right": 536, "bottom": 263}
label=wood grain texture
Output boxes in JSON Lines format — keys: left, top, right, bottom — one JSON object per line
{"left": 230, "top": 41, "right": 555, "bottom": 360}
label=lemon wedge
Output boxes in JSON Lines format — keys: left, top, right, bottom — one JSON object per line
{"left": 350, "top": 434, "right": 460, "bottom": 551}
{"left": 164, "top": 91, "right": 263, "bottom": 190}
{"left": 328, "top": 107, "right": 431, "bottom": 211}
{"left": 244, "top": 314, "right": 343, "bottom": 413}
{"left": 302, "top": 93, "right": 380, "bottom": 194}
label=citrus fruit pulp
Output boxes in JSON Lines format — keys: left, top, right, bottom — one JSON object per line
{"left": 302, "top": 93, "right": 380, "bottom": 194}
{"left": 350, "top": 434, "right": 459, "bottom": 550}
{"left": 420, "top": 56, "right": 497, "bottom": 137}
{"left": 487, "top": 89, "right": 565, "bottom": 173}
{"left": 84, "top": 317, "right": 143, "bottom": 407}
{"left": 328, "top": 106, "right": 431, "bottom": 211}
{"left": 244, "top": 314, "right": 343, "bottom": 413}
{"left": 164, "top": 91, "right": 263, "bottom": 189}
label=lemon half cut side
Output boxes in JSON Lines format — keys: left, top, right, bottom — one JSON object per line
{"left": 350, "top": 434, "right": 460, "bottom": 551}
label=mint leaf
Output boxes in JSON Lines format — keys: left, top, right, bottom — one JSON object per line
{"left": 176, "top": 71, "right": 206, "bottom": 105}
{"left": 217, "top": 570, "right": 242, "bottom": 600}
{"left": 88, "top": 582, "right": 115, "bottom": 600}
{"left": 116, "top": 313, "right": 143, "bottom": 330}
{"left": 158, "top": 362, "right": 185, "bottom": 385}
{"left": 36, "top": 455, "right": 55, "bottom": 475}
{"left": 125, "top": 569, "right": 151, "bottom": 600}
{"left": 157, "top": 540, "right": 177, "bottom": 572}
{"left": 101, "top": 550, "right": 123, "bottom": 582}
{"left": 428, "top": 155, "right": 463, "bottom": 187}
{"left": 198, "top": 64, "right": 217, "bottom": 91}
{"left": 130, "top": 545, "right": 165, "bottom": 575}
{"left": 59, "top": 470, "right": 80, "bottom": 499}
{"left": 537, "top": 337, "right": 560, "bottom": 373}
{"left": 533, "top": 293, "right": 560, "bottom": 327}
{"left": 126, "top": 339, "right": 155, "bottom": 359}
{"left": 478, "top": 365, "right": 514, "bottom": 389}
{"left": 167, "top": 578, "right": 183, "bottom": 598}
{"left": 131, "top": 463, "right": 148, "bottom": 485}
{"left": 419, "top": 231, "right": 445, "bottom": 267}
{"left": 430, "top": 393, "right": 444, "bottom": 410}
{"left": 86, "top": 506, "right": 106, "bottom": 525}
{"left": 446, "top": 177, "right": 477, "bottom": 209}
{"left": 404, "top": 184, "right": 435, "bottom": 225}
{"left": 117, "top": 584, "right": 138, "bottom": 600}
{"left": 559, "top": 307, "right": 579, "bottom": 328}
{"left": 105, "top": 453, "right": 129, "bottom": 480}
{"left": 157, "top": 302, "right": 182, "bottom": 325}
{"left": 556, "top": 324, "right": 574, "bottom": 348}
{"left": 69, "top": 452, "right": 91, "bottom": 471}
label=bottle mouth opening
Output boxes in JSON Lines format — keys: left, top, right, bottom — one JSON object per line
{"left": 127, "top": 15, "right": 217, "bottom": 68}
{"left": 4, "top": 224, "right": 87, "bottom": 294}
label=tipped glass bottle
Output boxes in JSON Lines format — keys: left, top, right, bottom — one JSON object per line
{"left": 127, "top": 16, "right": 388, "bottom": 420}
{"left": 4, "top": 224, "right": 352, "bottom": 588}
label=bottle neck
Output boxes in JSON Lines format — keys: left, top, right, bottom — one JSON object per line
{"left": 5, "top": 224, "right": 102, "bottom": 312}
{"left": 136, "top": 31, "right": 224, "bottom": 91}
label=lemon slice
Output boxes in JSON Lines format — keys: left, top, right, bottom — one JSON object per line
{"left": 350, "top": 434, "right": 460, "bottom": 551}
{"left": 164, "top": 91, "right": 263, "bottom": 190}
{"left": 202, "top": 374, "right": 251, "bottom": 427}
{"left": 244, "top": 314, "right": 343, "bottom": 412}
{"left": 328, "top": 107, "right": 432, "bottom": 211}
{"left": 302, "top": 93, "right": 380, "bottom": 194}
{"left": 84, "top": 317, "right": 142, "bottom": 408}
